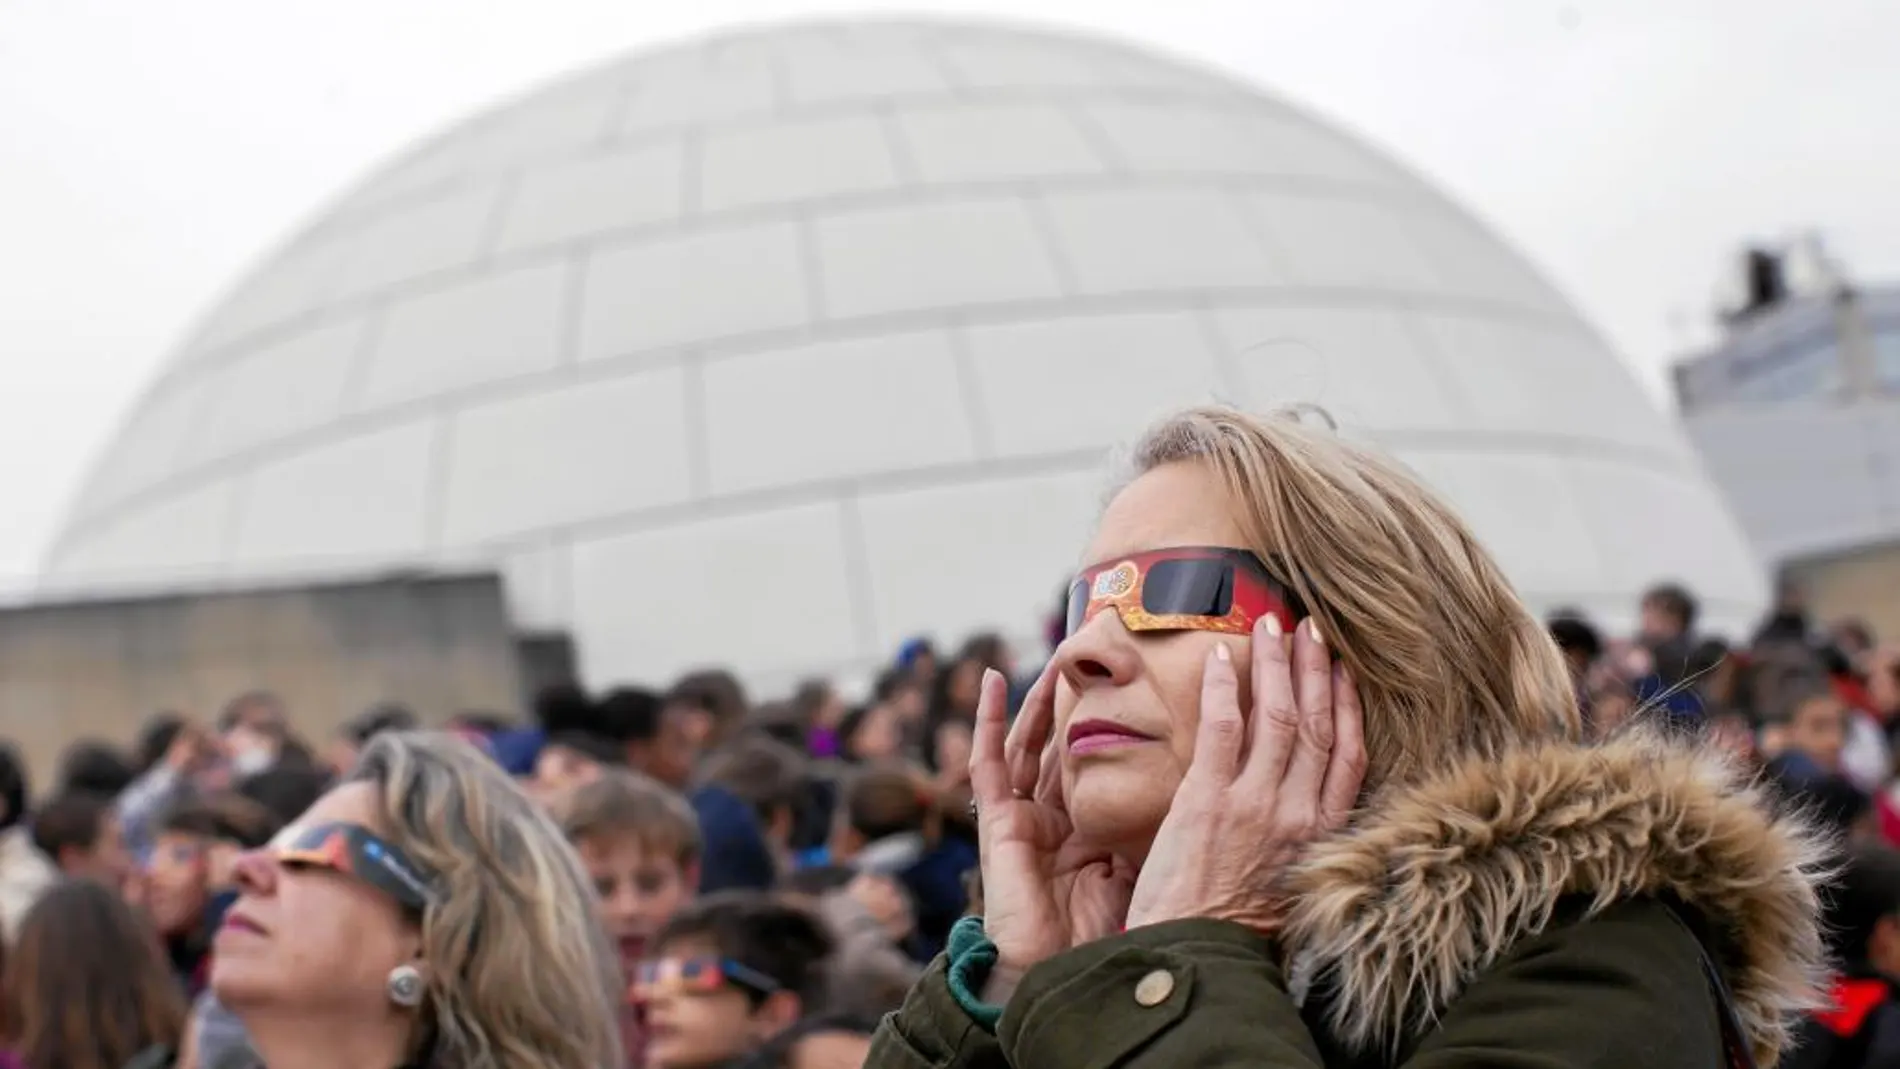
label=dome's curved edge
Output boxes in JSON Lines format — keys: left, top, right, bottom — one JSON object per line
{"left": 136, "top": 14, "right": 1314, "bottom": 375}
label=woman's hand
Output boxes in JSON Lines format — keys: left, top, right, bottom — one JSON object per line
{"left": 969, "top": 666, "right": 1134, "bottom": 999}
{"left": 1124, "top": 615, "right": 1365, "bottom": 931}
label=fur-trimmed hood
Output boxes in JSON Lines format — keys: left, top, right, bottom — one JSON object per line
{"left": 1279, "top": 727, "right": 1831, "bottom": 1066}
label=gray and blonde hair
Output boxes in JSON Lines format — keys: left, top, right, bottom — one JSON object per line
{"left": 350, "top": 732, "right": 624, "bottom": 1069}
{"left": 1125, "top": 405, "right": 1581, "bottom": 792}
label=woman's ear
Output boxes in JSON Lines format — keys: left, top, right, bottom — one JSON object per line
{"left": 404, "top": 944, "right": 430, "bottom": 979}
{"left": 751, "top": 990, "right": 803, "bottom": 1039}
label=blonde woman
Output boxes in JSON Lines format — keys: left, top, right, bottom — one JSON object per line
{"left": 870, "top": 406, "right": 1827, "bottom": 1069}
{"left": 186, "top": 731, "right": 623, "bottom": 1069}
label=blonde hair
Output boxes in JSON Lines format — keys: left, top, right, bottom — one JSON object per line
{"left": 350, "top": 732, "right": 623, "bottom": 1069}
{"left": 1126, "top": 405, "right": 1580, "bottom": 792}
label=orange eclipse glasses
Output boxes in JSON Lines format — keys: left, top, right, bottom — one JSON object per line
{"left": 1065, "top": 546, "right": 1306, "bottom": 639}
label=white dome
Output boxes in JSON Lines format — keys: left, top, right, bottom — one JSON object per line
{"left": 45, "top": 17, "right": 1767, "bottom": 691}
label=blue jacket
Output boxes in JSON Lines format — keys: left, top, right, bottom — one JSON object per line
{"left": 690, "top": 785, "right": 777, "bottom": 893}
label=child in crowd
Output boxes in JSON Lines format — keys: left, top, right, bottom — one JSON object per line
{"left": 553, "top": 769, "right": 701, "bottom": 965}
{"left": 31, "top": 790, "right": 135, "bottom": 890}
{"left": 535, "top": 686, "right": 698, "bottom": 798}
{"left": 635, "top": 892, "right": 865, "bottom": 1069}
{"left": 1764, "top": 677, "right": 1851, "bottom": 784}
{"left": 829, "top": 766, "right": 930, "bottom": 878}
{"left": 871, "top": 668, "right": 928, "bottom": 746}
{"left": 834, "top": 704, "right": 903, "bottom": 764}
{"left": 788, "top": 680, "right": 849, "bottom": 759}
{"left": 830, "top": 765, "right": 973, "bottom": 958}
{"left": 551, "top": 769, "right": 702, "bottom": 1069}
{"left": 663, "top": 671, "right": 750, "bottom": 755}
{"left": 601, "top": 686, "right": 697, "bottom": 789}
{"left": 698, "top": 736, "right": 811, "bottom": 881}
{"left": 534, "top": 685, "right": 621, "bottom": 796}
{"left": 144, "top": 794, "right": 276, "bottom": 994}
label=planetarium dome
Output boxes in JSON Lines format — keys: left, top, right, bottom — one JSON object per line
{"left": 45, "top": 17, "right": 1767, "bottom": 692}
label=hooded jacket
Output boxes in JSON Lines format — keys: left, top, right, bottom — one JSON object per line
{"left": 868, "top": 727, "right": 1829, "bottom": 1068}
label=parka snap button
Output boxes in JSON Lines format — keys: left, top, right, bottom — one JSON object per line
{"left": 1134, "top": 969, "right": 1175, "bottom": 1007}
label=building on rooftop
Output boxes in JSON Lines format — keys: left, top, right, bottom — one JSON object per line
{"left": 1675, "top": 241, "right": 1900, "bottom": 636}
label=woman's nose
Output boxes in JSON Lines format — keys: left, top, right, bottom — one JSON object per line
{"left": 231, "top": 850, "right": 279, "bottom": 895}
{"left": 1051, "top": 611, "right": 1141, "bottom": 692}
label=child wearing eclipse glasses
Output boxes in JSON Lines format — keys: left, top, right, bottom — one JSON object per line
{"left": 551, "top": 770, "right": 703, "bottom": 1069}
{"left": 631, "top": 892, "right": 835, "bottom": 1069}
{"left": 145, "top": 795, "right": 277, "bottom": 993}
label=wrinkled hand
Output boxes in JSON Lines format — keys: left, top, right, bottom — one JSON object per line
{"left": 970, "top": 666, "right": 1134, "bottom": 998}
{"left": 1125, "top": 615, "right": 1364, "bottom": 932}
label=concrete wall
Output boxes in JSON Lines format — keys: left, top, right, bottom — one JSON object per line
{"left": 0, "top": 573, "right": 522, "bottom": 789}
{"left": 1786, "top": 541, "right": 1900, "bottom": 646}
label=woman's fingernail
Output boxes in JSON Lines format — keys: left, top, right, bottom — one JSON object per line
{"left": 1307, "top": 618, "right": 1324, "bottom": 645}
{"left": 1215, "top": 643, "right": 1231, "bottom": 663}
{"left": 982, "top": 668, "right": 1000, "bottom": 687}
{"left": 1263, "top": 613, "right": 1283, "bottom": 637}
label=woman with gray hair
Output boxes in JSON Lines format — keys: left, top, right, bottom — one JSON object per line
{"left": 172, "top": 731, "right": 623, "bottom": 1069}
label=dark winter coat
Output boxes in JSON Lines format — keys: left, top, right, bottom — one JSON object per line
{"left": 868, "top": 728, "right": 1828, "bottom": 1068}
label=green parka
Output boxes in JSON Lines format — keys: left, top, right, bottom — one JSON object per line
{"left": 868, "top": 728, "right": 1827, "bottom": 1068}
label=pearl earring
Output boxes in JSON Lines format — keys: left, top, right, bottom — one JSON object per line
{"left": 386, "top": 964, "right": 425, "bottom": 1008}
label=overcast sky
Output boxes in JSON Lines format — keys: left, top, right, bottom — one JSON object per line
{"left": 1, "top": 0, "right": 1894, "bottom": 585}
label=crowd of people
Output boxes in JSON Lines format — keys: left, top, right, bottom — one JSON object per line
{"left": 0, "top": 628, "right": 1019, "bottom": 1069}
{"left": 1561, "top": 580, "right": 1900, "bottom": 1068}
{"left": 0, "top": 403, "right": 1897, "bottom": 1068}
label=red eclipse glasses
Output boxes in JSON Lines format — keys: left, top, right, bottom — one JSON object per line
{"left": 629, "top": 956, "right": 782, "bottom": 1002}
{"left": 1065, "top": 546, "right": 1306, "bottom": 639}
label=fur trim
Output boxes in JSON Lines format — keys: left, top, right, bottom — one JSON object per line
{"left": 1279, "top": 727, "right": 1831, "bottom": 1066}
